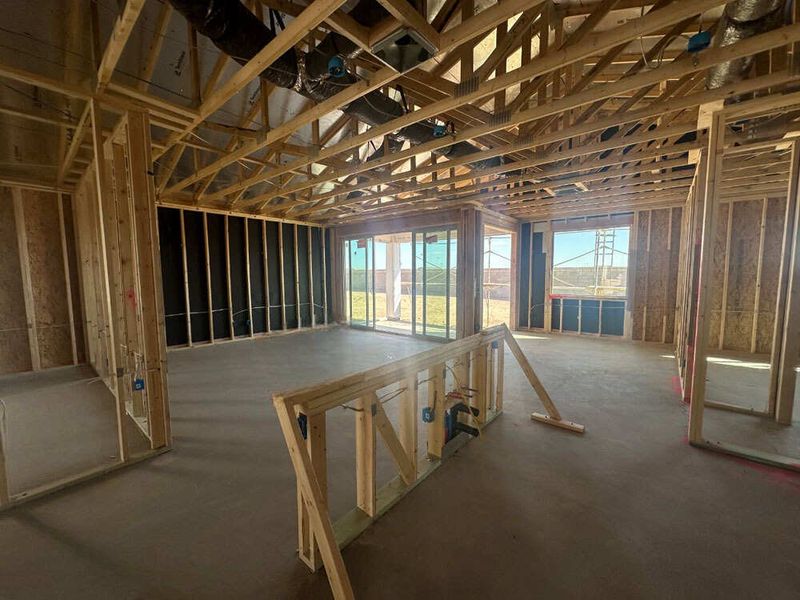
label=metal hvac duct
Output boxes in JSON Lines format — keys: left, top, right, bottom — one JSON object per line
{"left": 167, "top": 0, "right": 502, "bottom": 174}
{"left": 706, "top": 0, "right": 787, "bottom": 90}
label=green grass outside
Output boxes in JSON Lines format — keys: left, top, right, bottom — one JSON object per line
{"left": 348, "top": 292, "right": 510, "bottom": 333}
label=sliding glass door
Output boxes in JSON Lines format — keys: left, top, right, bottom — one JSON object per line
{"left": 412, "top": 229, "right": 457, "bottom": 340}
{"left": 344, "top": 237, "right": 375, "bottom": 329}
{"left": 344, "top": 229, "right": 457, "bottom": 339}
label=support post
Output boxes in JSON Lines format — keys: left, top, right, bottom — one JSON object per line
{"left": 398, "top": 373, "right": 418, "bottom": 479}
{"left": 298, "top": 411, "right": 327, "bottom": 571}
{"left": 426, "top": 363, "right": 446, "bottom": 459}
{"left": 355, "top": 394, "right": 376, "bottom": 517}
{"left": 688, "top": 114, "right": 725, "bottom": 444}
{"left": 274, "top": 398, "right": 354, "bottom": 600}
{"left": 126, "top": 110, "right": 170, "bottom": 449}
{"left": 775, "top": 141, "right": 800, "bottom": 424}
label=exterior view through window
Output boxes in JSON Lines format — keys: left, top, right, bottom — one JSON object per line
{"left": 552, "top": 227, "right": 630, "bottom": 298}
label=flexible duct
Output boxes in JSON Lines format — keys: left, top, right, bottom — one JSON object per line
{"left": 168, "top": 0, "right": 502, "bottom": 174}
{"left": 706, "top": 0, "right": 787, "bottom": 90}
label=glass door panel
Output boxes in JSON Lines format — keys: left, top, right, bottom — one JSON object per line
{"left": 345, "top": 238, "right": 374, "bottom": 329}
{"left": 423, "top": 231, "right": 448, "bottom": 338}
{"left": 412, "top": 232, "right": 425, "bottom": 335}
{"left": 448, "top": 230, "right": 458, "bottom": 339}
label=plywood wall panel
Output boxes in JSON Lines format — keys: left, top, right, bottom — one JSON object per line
{"left": 645, "top": 209, "right": 669, "bottom": 342}
{"left": 755, "top": 196, "right": 787, "bottom": 354}
{"left": 0, "top": 188, "right": 31, "bottom": 374}
{"left": 723, "top": 200, "right": 761, "bottom": 352}
{"left": 23, "top": 191, "right": 72, "bottom": 368}
{"left": 708, "top": 202, "right": 729, "bottom": 348}
{"left": 666, "top": 207, "right": 682, "bottom": 344}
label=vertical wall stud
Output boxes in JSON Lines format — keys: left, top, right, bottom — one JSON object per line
{"left": 58, "top": 192, "right": 79, "bottom": 365}
{"left": 355, "top": 394, "right": 376, "bottom": 517}
{"left": 263, "top": 220, "right": 271, "bottom": 333}
{"left": 625, "top": 211, "right": 639, "bottom": 339}
{"left": 244, "top": 219, "right": 254, "bottom": 337}
{"left": 279, "top": 223, "right": 287, "bottom": 329}
{"left": 718, "top": 200, "right": 734, "bottom": 350}
{"left": 203, "top": 212, "right": 214, "bottom": 343}
{"left": 308, "top": 226, "right": 316, "bottom": 327}
{"left": 689, "top": 113, "right": 725, "bottom": 444}
{"left": 775, "top": 142, "right": 800, "bottom": 424}
{"left": 12, "top": 188, "right": 40, "bottom": 371}
{"left": 0, "top": 418, "right": 8, "bottom": 506}
{"left": 180, "top": 210, "right": 193, "bottom": 346}
{"left": 322, "top": 227, "right": 329, "bottom": 325}
{"left": 224, "top": 216, "right": 234, "bottom": 338}
{"left": 544, "top": 223, "right": 553, "bottom": 332}
{"left": 126, "top": 110, "right": 170, "bottom": 449}
{"left": 91, "top": 101, "right": 128, "bottom": 458}
{"left": 398, "top": 373, "right": 418, "bottom": 479}
{"left": 294, "top": 224, "right": 302, "bottom": 328}
{"left": 751, "top": 198, "right": 768, "bottom": 353}
{"left": 769, "top": 146, "right": 800, "bottom": 413}
{"left": 427, "top": 363, "right": 446, "bottom": 459}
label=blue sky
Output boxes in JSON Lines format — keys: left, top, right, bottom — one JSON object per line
{"left": 553, "top": 227, "right": 629, "bottom": 268}
{"left": 370, "top": 233, "right": 513, "bottom": 269}
{"left": 352, "top": 228, "right": 627, "bottom": 271}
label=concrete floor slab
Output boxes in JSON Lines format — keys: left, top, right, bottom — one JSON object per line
{"left": 0, "top": 329, "right": 799, "bottom": 599}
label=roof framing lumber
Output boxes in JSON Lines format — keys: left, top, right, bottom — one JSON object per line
{"left": 156, "top": 0, "right": 351, "bottom": 158}
{"left": 163, "top": 0, "right": 537, "bottom": 193}
{"left": 375, "top": 0, "right": 440, "bottom": 49}
{"left": 195, "top": 0, "right": 738, "bottom": 207}
{"left": 96, "top": 0, "right": 146, "bottom": 92}
{"left": 268, "top": 48, "right": 799, "bottom": 215}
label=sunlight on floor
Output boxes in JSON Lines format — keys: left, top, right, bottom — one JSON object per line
{"left": 513, "top": 333, "right": 549, "bottom": 340}
{"left": 707, "top": 356, "right": 771, "bottom": 370}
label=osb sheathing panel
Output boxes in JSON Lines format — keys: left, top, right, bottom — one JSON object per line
{"left": 755, "top": 196, "right": 787, "bottom": 354}
{"left": 708, "top": 202, "right": 729, "bottom": 348}
{"left": 21, "top": 189, "right": 73, "bottom": 368}
{"left": 631, "top": 208, "right": 682, "bottom": 343}
{"left": 62, "top": 194, "right": 86, "bottom": 363}
{"left": 645, "top": 209, "right": 670, "bottom": 342}
{"left": 0, "top": 187, "right": 32, "bottom": 373}
{"left": 723, "top": 199, "right": 761, "bottom": 352}
{"left": 631, "top": 212, "right": 649, "bottom": 341}
{"left": 666, "top": 207, "right": 682, "bottom": 344}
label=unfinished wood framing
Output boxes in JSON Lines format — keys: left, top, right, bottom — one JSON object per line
{"left": 684, "top": 94, "right": 800, "bottom": 469}
{"left": 0, "top": 0, "right": 799, "bottom": 528}
{"left": 274, "top": 323, "right": 582, "bottom": 599}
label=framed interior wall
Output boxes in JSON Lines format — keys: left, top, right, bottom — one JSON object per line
{"left": 156, "top": 207, "right": 330, "bottom": 348}
{"left": 686, "top": 97, "right": 800, "bottom": 471}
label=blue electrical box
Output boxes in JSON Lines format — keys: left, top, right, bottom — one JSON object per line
{"left": 133, "top": 378, "right": 145, "bottom": 391}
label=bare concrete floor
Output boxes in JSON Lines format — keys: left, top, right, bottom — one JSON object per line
{"left": 1, "top": 329, "right": 799, "bottom": 599}
{"left": 0, "top": 366, "right": 148, "bottom": 496}
{"left": 704, "top": 350, "right": 800, "bottom": 457}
